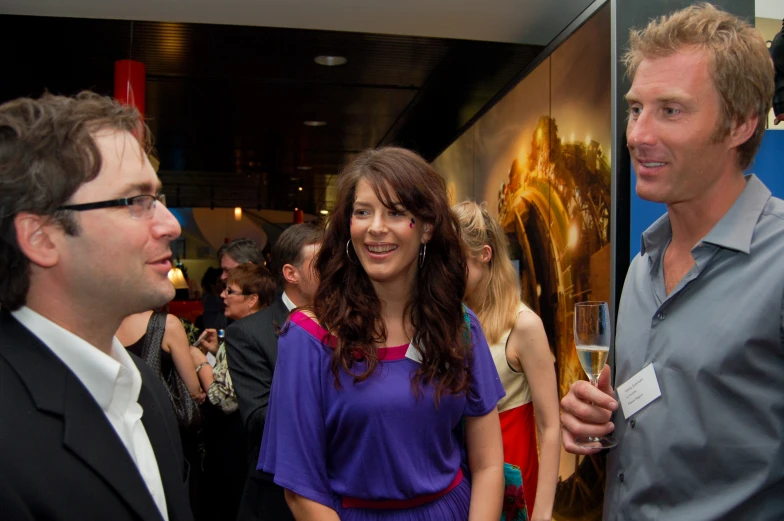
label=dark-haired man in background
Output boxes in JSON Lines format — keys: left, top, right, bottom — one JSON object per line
{"left": 226, "top": 223, "right": 321, "bottom": 521}
{"left": 199, "top": 237, "right": 264, "bottom": 332}
{"left": 201, "top": 238, "right": 266, "bottom": 331}
{"left": 218, "top": 237, "right": 266, "bottom": 281}
{"left": 771, "top": 18, "right": 784, "bottom": 125}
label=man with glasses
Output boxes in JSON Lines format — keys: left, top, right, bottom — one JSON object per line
{"left": 218, "top": 238, "right": 266, "bottom": 282}
{"left": 58, "top": 193, "right": 167, "bottom": 217}
{"left": 200, "top": 238, "right": 266, "bottom": 332}
{"left": 0, "top": 91, "right": 193, "bottom": 521}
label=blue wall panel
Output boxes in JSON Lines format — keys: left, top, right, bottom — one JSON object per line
{"left": 628, "top": 130, "right": 784, "bottom": 261}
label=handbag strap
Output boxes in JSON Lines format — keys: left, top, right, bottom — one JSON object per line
{"left": 141, "top": 311, "right": 167, "bottom": 373}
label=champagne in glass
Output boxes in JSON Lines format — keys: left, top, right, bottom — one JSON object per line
{"left": 576, "top": 345, "right": 610, "bottom": 382}
{"left": 573, "top": 301, "right": 617, "bottom": 449}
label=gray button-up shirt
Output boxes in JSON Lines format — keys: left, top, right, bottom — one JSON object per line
{"left": 605, "top": 175, "right": 784, "bottom": 520}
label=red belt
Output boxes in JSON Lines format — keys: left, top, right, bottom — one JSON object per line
{"left": 341, "top": 468, "right": 463, "bottom": 510}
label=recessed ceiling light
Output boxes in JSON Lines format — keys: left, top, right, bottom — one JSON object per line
{"left": 303, "top": 120, "right": 327, "bottom": 127}
{"left": 319, "top": 209, "right": 329, "bottom": 215}
{"left": 298, "top": 187, "right": 303, "bottom": 191}
{"left": 297, "top": 166, "right": 313, "bottom": 171}
{"left": 314, "top": 55, "right": 347, "bottom": 66}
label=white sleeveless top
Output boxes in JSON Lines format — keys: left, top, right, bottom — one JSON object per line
{"left": 488, "top": 304, "right": 532, "bottom": 413}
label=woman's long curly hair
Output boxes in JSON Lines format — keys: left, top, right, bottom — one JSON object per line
{"left": 313, "top": 146, "right": 470, "bottom": 403}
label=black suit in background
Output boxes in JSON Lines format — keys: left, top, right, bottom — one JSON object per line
{"left": 225, "top": 295, "right": 295, "bottom": 521}
{"left": 0, "top": 310, "right": 194, "bottom": 521}
{"left": 772, "top": 22, "right": 784, "bottom": 119}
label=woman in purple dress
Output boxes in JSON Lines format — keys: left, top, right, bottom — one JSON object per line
{"left": 259, "top": 147, "right": 506, "bottom": 520}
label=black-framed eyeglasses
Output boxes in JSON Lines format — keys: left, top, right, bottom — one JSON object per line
{"left": 57, "top": 194, "right": 166, "bottom": 220}
{"left": 225, "top": 287, "right": 248, "bottom": 296}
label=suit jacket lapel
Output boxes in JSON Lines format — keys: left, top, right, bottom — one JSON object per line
{"left": 136, "top": 365, "right": 186, "bottom": 519}
{"left": 270, "top": 296, "right": 291, "bottom": 337}
{"left": 62, "top": 380, "right": 165, "bottom": 521}
{"left": 0, "top": 311, "right": 164, "bottom": 521}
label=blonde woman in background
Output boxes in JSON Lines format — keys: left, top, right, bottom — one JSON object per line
{"left": 453, "top": 201, "right": 560, "bottom": 521}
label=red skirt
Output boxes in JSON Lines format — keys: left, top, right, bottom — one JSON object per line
{"left": 499, "top": 401, "right": 539, "bottom": 514}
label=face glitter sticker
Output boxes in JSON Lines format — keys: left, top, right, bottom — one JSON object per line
{"left": 410, "top": 218, "right": 415, "bottom": 229}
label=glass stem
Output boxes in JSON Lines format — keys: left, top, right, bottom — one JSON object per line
{"left": 588, "top": 377, "right": 601, "bottom": 441}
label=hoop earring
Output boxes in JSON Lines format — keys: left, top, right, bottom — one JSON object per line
{"left": 346, "top": 239, "right": 359, "bottom": 265}
{"left": 419, "top": 243, "right": 427, "bottom": 268}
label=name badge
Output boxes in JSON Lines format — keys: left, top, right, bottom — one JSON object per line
{"left": 616, "top": 363, "right": 661, "bottom": 419}
{"left": 405, "top": 343, "right": 422, "bottom": 363}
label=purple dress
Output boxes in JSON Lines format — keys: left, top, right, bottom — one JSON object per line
{"left": 258, "top": 309, "right": 505, "bottom": 520}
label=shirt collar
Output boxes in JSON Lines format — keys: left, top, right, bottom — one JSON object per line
{"left": 640, "top": 175, "right": 770, "bottom": 259}
{"left": 281, "top": 291, "right": 297, "bottom": 312}
{"left": 10, "top": 306, "right": 142, "bottom": 412}
{"left": 701, "top": 175, "right": 770, "bottom": 254}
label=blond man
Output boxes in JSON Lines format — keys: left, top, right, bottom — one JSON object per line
{"left": 561, "top": 4, "right": 782, "bottom": 520}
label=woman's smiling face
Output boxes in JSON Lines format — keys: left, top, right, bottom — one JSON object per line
{"left": 349, "top": 178, "right": 430, "bottom": 291}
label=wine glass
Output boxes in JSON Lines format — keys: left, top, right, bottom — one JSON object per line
{"left": 573, "top": 301, "right": 617, "bottom": 449}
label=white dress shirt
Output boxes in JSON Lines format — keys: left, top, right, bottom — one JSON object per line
{"left": 11, "top": 306, "right": 170, "bottom": 521}
{"left": 281, "top": 290, "right": 297, "bottom": 312}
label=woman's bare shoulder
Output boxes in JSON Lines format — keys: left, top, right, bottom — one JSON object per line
{"left": 513, "top": 305, "right": 544, "bottom": 333}
{"left": 165, "top": 313, "right": 187, "bottom": 332}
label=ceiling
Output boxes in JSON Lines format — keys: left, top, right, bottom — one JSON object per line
{"left": 0, "top": 0, "right": 595, "bottom": 44}
{"left": 0, "top": 0, "right": 598, "bottom": 212}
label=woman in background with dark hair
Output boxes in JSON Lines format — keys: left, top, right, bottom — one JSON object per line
{"left": 191, "top": 263, "right": 276, "bottom": 521}
{"left": 192, "top": 263, "right": 276, "bottom": 410}
{"left": 259, "top": 147, "right": 505, "bottom": 520}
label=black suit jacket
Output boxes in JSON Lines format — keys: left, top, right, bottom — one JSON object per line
{"left": 0, "top": 310, "right": 193, "bottom": 521}
{"left": 772, "top": 25, "right": 784, "bottom": 117}
{"left": 225, "top": 295, "right": 290, "bottom": 481}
